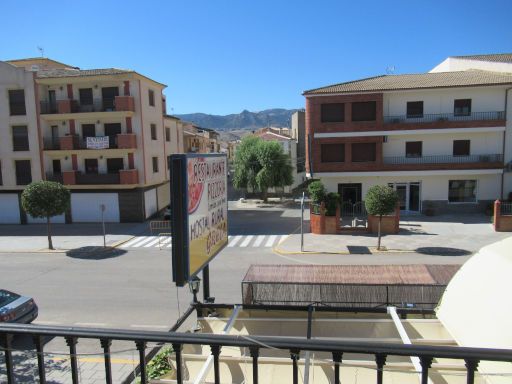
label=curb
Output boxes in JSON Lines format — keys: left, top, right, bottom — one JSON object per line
{"left": 110, "top": 236, "right": 135, "bottom": 248}
{"left": 0, "top": 249, "right": 69, "bottom": 254}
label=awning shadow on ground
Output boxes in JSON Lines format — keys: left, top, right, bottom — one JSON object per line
{"left": 415, "top": 247, "right": 471, "bottom": 256}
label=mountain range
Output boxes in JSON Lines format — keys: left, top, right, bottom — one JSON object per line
{"left": 175, "top": 108, "right": 300, "bottom": 131}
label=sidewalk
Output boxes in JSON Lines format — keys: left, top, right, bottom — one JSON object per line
{"left": 0, "top": 222, "right": 148, "bottom": 253}
{"left": 275, "top": 215, "right": 511, "bottom": 255}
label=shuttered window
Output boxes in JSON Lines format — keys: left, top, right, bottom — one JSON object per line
{"left": 351, "top": 143, "right": 376, "bottom": 162}
{"left": 9, "top": 90, "right": 26, "bottom": 116}
{"left": 321, "top": 103, "right": 344, "bottom": 122}
{"left": 321, "top": 144, "right": 345, "bottom": 162}
{"left": 12, "top": 126, "right": 29, "bottom": 151}
{"left": 352, "top": 101, "right": 376, "bottom": 121}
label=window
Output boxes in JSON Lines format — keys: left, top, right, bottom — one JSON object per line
{"left": 351, "top": 101, "right": 376, "bottom": 122}
{"left": 351, "top": 143, "right": 376, "bottom": 162}
{"left": 453, "top": 140, "right": 470, "bottom": 156}
{"left": 9, "top": 90, "right": 26, "bottom": 116}
{"left": 321, "top": 103, "right": 344, "bottom": 123}
{"left": 148, "top": 89, "right": 155, "bottom": 106}
{"left": 107, "top": 158, "right": 124, "bottom": 173}
{"left": 82, "top": 124, "right": 96, "bottom": 139}
{"left": 321, "top": 144, "right": 345, "bottom": 162}
{"left": 15, "top": 160, "right": 32, "bottom": 185}
{"left": 12, "top": 126, "right": 29, "bottom": 151}
{"left": 405, "top": 141, "right": 422, "bottom": 158}
{"left": 406, "top": 101, "right": 423, "bottom": 118}
{"left": 152, "top": 157, "right": 159, "bottom": 172}
{"left": 165, "top": 127, "right": 171, "bottom": 142}
{"left": 79, "top": 88, "right": 93, "bottom": 105}
{"left": 151, "top": 124, "right": 157, "bottom": 140}
{"left": 85, "top": 159, "right": 99, "bottom": 174}
{"left": 101, "top": 87, "right": 119, "bottom": 111}
{"left": 52, "top": 159, "right": 61, "bottom": 174}
{"left": 454, "top": 99, "right": 471, "bottom": 116}
{"left": 449, "top": 180, "right": 476, "bottom": 203}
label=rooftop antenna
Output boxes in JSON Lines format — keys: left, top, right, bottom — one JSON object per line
{"left": 386, "top": 65, "right": 395, "bottom": 75}
{"left": 37, "top": 46, "right": 44, "bottom": 57}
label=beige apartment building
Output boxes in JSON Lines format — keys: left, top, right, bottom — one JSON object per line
{"left": 305, "top": 53, "right": 512, "bottom": 214}
{"left": 183, "top": 123, "right": 220, "bottom": 153}
{"left": 0, "top": 57, "right": 183, "bottom": 223}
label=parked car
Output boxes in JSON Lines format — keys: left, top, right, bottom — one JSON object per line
{"left": 164, "top": 205, "right": 171, "bottom": 220}
{"left": 0, "top": 289, "right": 38, "bottom": 323}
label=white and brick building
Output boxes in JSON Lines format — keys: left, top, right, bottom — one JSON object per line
{"left": 304, "top": 53, "right": 512, "bottom": 214}
{"left": 0, "top": 57, "right": 183, "bottom": 223}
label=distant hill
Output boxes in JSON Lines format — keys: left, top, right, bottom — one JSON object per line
{"left": 175, "top": 108, "right": 300, "bottom": 131}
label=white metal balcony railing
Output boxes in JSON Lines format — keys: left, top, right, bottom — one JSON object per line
{"left": 383, "top": 111, "right": 505, "bottom": 124}
{"left": 383, "top": 154, "right": 503, "bottom": 165}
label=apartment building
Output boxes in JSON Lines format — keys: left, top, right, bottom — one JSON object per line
{"left": 0, "top": 57, "right": 183, "bottom": 223}
{"left": 304, "top": 53, "right": 512, "bottom": 214}
{"left": 183, "top": 123, "right": 220, "bottom": 153}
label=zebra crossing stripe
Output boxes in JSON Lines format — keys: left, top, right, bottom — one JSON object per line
{"left": 279, "top": 235, "right": 288, "bottom": 244}
{"left": 159, "top": 237, "right": 172, "bottom": 245}
{"left": 253, "top": 235, "right": 265, "bottom": 247}
{"left": 228, "top": 235, "right": 242, "bottom": 247}
{"left": 265, "top": 235, "right": 277, "bottom": 247}
{"left": 240, "top": 235, "right": 253, "bottom": 247}
{"left": 121, "top": 236, "right": 149, "bottom": 248}
{"left": 144, "top": 237, "right": 164, "bottom": 247}
{"left": 131, "top": 236, "right": 157, "bottom": 248}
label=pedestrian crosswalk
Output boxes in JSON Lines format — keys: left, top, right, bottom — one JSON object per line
{"left": 119, "top": 234, "right": 288, "bottom": 249}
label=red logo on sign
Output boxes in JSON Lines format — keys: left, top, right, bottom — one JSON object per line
{"left": 188, "top": 158, "right": 204, "bottom": 214}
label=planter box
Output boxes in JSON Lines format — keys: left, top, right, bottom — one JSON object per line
{"left": 310, "top": 203, "right": 340, "bottom": 234}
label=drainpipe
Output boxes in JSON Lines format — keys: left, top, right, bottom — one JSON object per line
{"left": 501, "top": 87, "right": 512, "bottom": 200}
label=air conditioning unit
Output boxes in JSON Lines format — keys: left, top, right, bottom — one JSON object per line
{"left": 383, "top": 136, "right": 388, "bottom": 143}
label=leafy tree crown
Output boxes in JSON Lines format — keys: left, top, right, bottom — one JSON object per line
{"left": 21, "top": 181, "right": 71, "bottom": 218}
{"left": 364, "top": 185, "right": 398, "bottom": 216}
{"left": 308, "top": 180, "right": 326, "bottom": 203}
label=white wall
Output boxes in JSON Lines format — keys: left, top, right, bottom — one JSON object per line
{"left": 144, "top": 188, "right": 157, "bottom": 218}
{"left": 383, "top": 87, "right": 507, "bottom": 117}
{"left": 383, "top": 132, "right": 503, "bottom": 157}
{"left": 0, "top": 61, "right": 42, "bottom": 189}
{"left": 320, "top": 173, "right": 501, "bottom": 201}
{"left": 71, "top": 193, "right": 120, "bottom": 222}
{"left": 430, "top": 57, "right": 512, "bottom": 74}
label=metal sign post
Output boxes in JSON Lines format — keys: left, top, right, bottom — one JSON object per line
{"left": 100, "top": 204, "right": 106, "bottom": 248}
{"left": 301, "top": 192, "right": 305, "bottom": 252}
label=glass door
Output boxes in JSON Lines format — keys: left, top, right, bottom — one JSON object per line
{"left": 396, "top": 184, "right": 407, "bottom": 211}
{"left": 409, "top": 183, "right": 421, "bottom": 212}
{"left": 388, "top": 182, "right": 421, "bottom": 213}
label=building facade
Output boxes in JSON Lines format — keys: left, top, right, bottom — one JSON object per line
{"left": 0, "top": 58, "right": 184, "bottom": 223}
{"left": 304, "top": 54, "right": 512, "bottom": 214}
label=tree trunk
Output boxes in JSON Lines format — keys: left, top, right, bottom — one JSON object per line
{"left": 377, "top": 214, "right": 382, "bottom": 250}
{"left": 261, "top": 189, "right": 268, "bottom": 203}
{"left": 47, "top": 216, "right": 54, "bottom": 250}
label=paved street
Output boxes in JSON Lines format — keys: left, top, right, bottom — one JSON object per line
{"left": 1, "top": 203, "right": 509, "bottom": 383}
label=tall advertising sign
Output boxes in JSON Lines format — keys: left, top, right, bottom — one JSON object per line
{"left": 170, "top": 154, "right": 228, "bottom": 286}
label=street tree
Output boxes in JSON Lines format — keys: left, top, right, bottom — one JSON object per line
{"left": 21, "top": 181, "right": 71, "bottom": 250}
{"left": 233, "top": 136, "right": 293, "bottom": 201}
{"left": 364, "top": 185, "right": 399, "bottom": 250}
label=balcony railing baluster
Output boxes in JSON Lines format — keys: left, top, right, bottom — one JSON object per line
{"left": 250, "top": 346, "right": 260, "bottom": 384}
{"left": 375, "top": 354, "right": 386, "bottom": 384}
{"left": 383, "top": 154, "right": 503, "bottom": 165}
{"left": 100, "top": 338, "right": 113, "bottom": 384}
{"left": 1, "top": 333, "right": 15, "bottom": 384}
{"left": 333, "top": 351, "right": 343, "bottom": 384}
{"left": 33, "top": 335, "right": 47, "bottom": 384}
{"left": 136, "top": 341, "right": 147, "bottom": 384}
{"left": 290, "top": 349, "right": 300, "bottom": 384}
{"left": 65, "top": 336, "right": 79, "bottom": 384}
{"left": 172, "top": 343, "right": 183, "bottom": 384}
{"left": 420, "top": 356, "right": 432, "bottom": 384}
{"left": 211, "top": 345, "right": 222, "bottom": 384}
{"left": 465, "top": 359, "right": 479, "bottom": 384}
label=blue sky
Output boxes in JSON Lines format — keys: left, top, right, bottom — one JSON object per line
{"left": 1, "top": 0, "right": 511, "bottom": 115}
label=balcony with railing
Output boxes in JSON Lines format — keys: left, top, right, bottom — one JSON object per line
{"left": 382, "top": 153, "right": 503, "bottom": 171}
{"left": 43, "top": 134, "right": 136, "bottom": 151}
{"left": 1, "top": 303, "right": 512, "bottom": 384}
{"left": 383, "top": 111, "right": 505, "bottom": 129}
{"left": 50, "top": 169, "right": 138, "bottom": 185}
{"left": 40, "top": 96, "right": 135, "bottom": 115}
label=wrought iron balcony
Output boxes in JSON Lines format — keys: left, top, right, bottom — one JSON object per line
{"left": 40, "top": 96, "right": 134, "bottom": 114}
{"left": 383, "top": 154, "right": 503, "bottom": 165}
{"left": 76, "top": 172, "right": 121, "bottom": 185}
{"left": 383, "top": 111, "right": 505, "bottom": 124}
{"left": 1, "top": 303, "right": 512, "bottom": 384}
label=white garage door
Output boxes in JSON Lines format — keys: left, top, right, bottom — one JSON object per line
{"left": 144, "top": 188, "right": 157, "bottom": 218}
{"left": 0, "top": 194, "right": 21, "bottom": 224}
{"left": 71, "top": 193, "right": 120, "bottom": 222}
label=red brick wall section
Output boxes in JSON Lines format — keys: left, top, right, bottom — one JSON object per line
{"left": 128, "top": 153, "right": 135, "bottom": 169}
{"left": 115, "top": 96, "right": 135, "bottom": 112}
{"left": 59, "top": 136, "right": 76, "bottom": 150}
{"left": 62, "top": 171, "right": 76, "bottom": 185}
{"left": 117, "top": 133, "right": 137, "bottom": 149}
{"left": 67, "top": 84, "right": 73, "bottom": 99}
{"left": 71, "top": 154, "right": 78, "bottom": 171}
{"left": 124, "top": 81, "right": 130, "bottom": 96}
{"left": 310, "top": 204, "right": 325, "bottom": 234}
{"left": 57, "top": 100, "right": 72, "bottom": 114}
{"left": 494, "top": 200, "right": 512, "bottom": 232}
{"left": 120, "top": 169, "right": 138, "bottom": 184}
{"left": 126, "top": 117, "right": 133, "bottom": 133}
